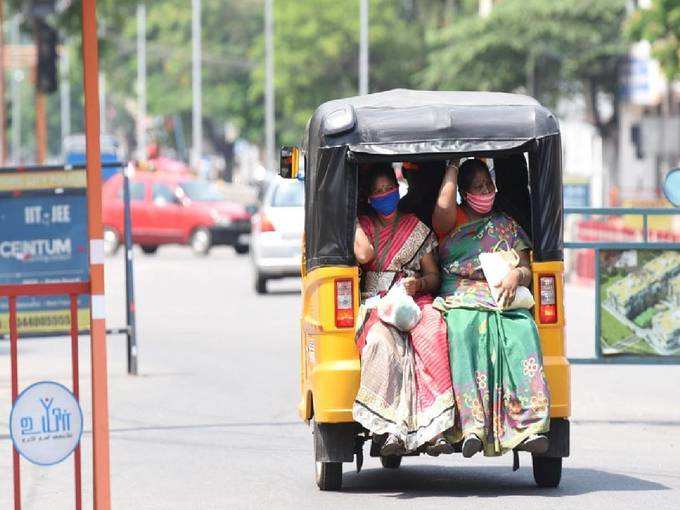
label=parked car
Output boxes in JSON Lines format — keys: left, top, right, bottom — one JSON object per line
{"left": 250, "top": 177, "right": 304, "bottom": 293}
{"left": 102, "top": 172, "right": 251, "bottom": 256}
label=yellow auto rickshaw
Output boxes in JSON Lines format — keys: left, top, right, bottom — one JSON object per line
{"left": 280, "top": 90, "right": 570, "bottom": 491}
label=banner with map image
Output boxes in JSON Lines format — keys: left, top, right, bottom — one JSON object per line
{"left": 600, "top": 250, "right": 680, "bottom": 356}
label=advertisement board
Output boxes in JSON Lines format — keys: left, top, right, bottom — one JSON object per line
{"left": 0, "top": 170, "right": 90, "bottom": 334}
{"left": 600, "top": 249, "right": 680, "bottom": 356}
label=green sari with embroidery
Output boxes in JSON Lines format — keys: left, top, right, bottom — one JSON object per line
{"left": 434, "top": 211, "right": 550, "bottom": 456}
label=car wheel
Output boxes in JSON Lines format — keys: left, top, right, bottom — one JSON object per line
{"left": 190, "top": 227, "right": 212, "bottom": 256}
{"left": 140, "top": 245, "right": 159, "bottom": 255}
{"left": 255, "top": 273, "right": 267, "bottom": 294}
{"left": 380, "top": 455, "right": 402, "bottom": 469}
{"left": 532, "top": 455, "right": 562, "bottom": 488}
{"left": 234, "top": 243, "right": 249, "bottom": 255}
{"left": 103, "top": 227, "right": 120, "bottom": 256}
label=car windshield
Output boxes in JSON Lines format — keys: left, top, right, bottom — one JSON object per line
{"left": 271, "top": 180, "right": 304, "bottom": 207}
{"left": 179, "top": 181, "right": 225, "bottom": 202}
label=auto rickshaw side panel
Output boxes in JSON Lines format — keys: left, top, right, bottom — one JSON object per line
{"left": 299, "top": 266, "right": 360, "bottom": 423}
{"left": 532, "top": 260, "right": 571, "bottom": 418}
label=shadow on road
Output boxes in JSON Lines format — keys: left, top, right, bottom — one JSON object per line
{"left": 342, "top": 465, "right": 669, "bottom": 498}
{"left": 259, "top": 289, "right": 301, "bottom": 296}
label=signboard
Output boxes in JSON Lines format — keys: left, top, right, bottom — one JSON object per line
{"left": 600, "top": 249, "right": 680, "bottom": 356}
{"left": 563, "top": 181, "right": 590, "bottom": 208}
{"left": 9, "top": 381, "right": 83, "bottom": 465}
{"left": 0, "top": 170, "right": 90, "bottom": 334}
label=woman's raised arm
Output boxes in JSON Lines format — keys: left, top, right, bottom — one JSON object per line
{"left": 354, "top": 221, "right": 375, "bottom": 264}
{"left": 432, "top": 160, "right": 460, "bottom": 236}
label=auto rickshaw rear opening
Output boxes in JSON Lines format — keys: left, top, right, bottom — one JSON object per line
{"left": 281, "top": 89, "right": 570, "bottom": 491}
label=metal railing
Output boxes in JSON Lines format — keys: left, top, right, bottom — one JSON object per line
{"left": 564, "top": 207, "right": 680, "bottom": 365}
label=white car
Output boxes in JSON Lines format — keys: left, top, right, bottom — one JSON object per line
{"left": 250, "top": 178, "right": 304, "bottom": 294}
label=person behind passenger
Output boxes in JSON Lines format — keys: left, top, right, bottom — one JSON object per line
{"left": 398, "top": 161, "right": 446, "bottom": 228}
{"left": 353, "top": 164, "right": 455, "bottom": 456}
{"left": 432, "top": 158, "right": 550, "bottom": 458}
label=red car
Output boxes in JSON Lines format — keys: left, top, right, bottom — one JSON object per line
{"left": 102, "top": 172, "right": 251, "bottom": 256}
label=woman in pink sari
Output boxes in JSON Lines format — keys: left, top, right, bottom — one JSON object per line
{"left": 353, "top": 164, "right": 455, "bottom": 456}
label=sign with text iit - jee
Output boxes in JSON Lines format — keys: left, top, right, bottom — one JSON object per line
{"left": 0, "top": 170, "right": 90, "bottom": 333}
{"left": 10, "top": 381, "right": 84, "bottom": 465}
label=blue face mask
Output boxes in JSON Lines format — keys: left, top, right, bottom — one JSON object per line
{"left": 369, "top": 188, "right": 400, "bottom": 216}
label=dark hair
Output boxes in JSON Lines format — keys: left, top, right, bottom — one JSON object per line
{"left": 368, "top": 164, "right": 398, "bottom": 191}
{"left": 357, "top": 163, "right": 398, "bottom": 215}
{"left": 458, "top": 158, "right": 490, "bottom": 193}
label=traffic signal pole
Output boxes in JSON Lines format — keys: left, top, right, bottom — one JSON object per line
{"left": 81, "top": 0, "right": 112, "bottom": 508}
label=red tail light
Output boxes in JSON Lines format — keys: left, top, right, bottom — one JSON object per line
{"left": 335, "top": 279, "right": 354, "bottom": 328}
{"left": 254, "top": 212, "right": 275, "bottom": 232}
{"left": 539, "top": 275, "right": 558, "bottom": 324}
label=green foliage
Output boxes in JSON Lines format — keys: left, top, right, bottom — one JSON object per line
{"left": 249, "top": 0, "right": 425, "bottom": 146}
{"left": 422, "top": 0, "right": 628, "bottom": 111}
{"left": 633, "top": 307, "right": 660, "bottom": 329}
{"left": 626, "top": 0, "right": 680, "bottom": 81}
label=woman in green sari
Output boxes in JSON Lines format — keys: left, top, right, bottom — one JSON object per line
{"left": 432, "top": 158, "right": 550, "bottom": 458}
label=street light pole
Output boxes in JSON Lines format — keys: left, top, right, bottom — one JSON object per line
{"left": 264, "top": 0, "right": 275, "bottom": 171}
{"left": 136, "top": 3, "right": 146, "bottom": 161}
{"left": 359, "top": 0, "right": 369, "bottom": 95}
{"left": 192, "top": 0, "right": 202, "bottom": 168}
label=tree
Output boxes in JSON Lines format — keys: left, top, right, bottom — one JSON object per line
{"left": 247, "top": 0, "right": 429, "bottom": 147}
{"left": 626, "top": 0, "right": 680, "bottom": 83}
{"left": 422, "top": 0, "right": 629, "bottom": 141}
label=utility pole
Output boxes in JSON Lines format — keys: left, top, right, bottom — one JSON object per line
{"left": 0, "top": 1, "right": 6, "bottom": 163}
{"left": 34, "top": 20, "right": 47, "bottom": 164}
{"left": 136, "top": 3, "right": 146, "bottom": 161}
{"left": 359, "top": 0, "right": 369, "bottom": 95}
{"left": 60, "top": 45, "right": 71, "bottom": 149}
{"left": 10, "top": 15, "right": 21, "bottom": 164}
{"left": 99, "top": 71, "right": 106, "bottom": 134}
{"left": 264, "top": 0, "right": 275, "bottom": 171}
{"left": 191, "top": 0, "right": 202, "bottom": 168}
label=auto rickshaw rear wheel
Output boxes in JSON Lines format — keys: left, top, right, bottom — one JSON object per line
{"left": 532, "top": 455, "right": 562, "bottom": 488}
{"left": 380, "top": 455, "right": 402, "bottom": 469}
{"left": 314, "top": 461, "right": 342, "bottom": 491}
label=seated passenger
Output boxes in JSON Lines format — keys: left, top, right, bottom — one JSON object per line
{"left": 353, "top": 164, "right": 455, "bottom": 456}
{"left": 432, "top": 158, "right": 550, "bottom": 458}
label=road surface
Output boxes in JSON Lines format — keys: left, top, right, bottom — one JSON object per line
{"left": 1, "top": 247, "right": 679, "bottom": 509}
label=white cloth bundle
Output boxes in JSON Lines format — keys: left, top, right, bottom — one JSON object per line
{"left": 479, "top": 250, "right": 535, "bottom": 310}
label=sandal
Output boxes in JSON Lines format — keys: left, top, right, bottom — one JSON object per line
{"left": 425, "top": 437, "right": 455, "bottom": 457}
{"left": 462, "top": 434, "right": 483, "bottom": 458}
{"left": 380, "top": 434, "right": 406, "bottom": 456}
{"left": 516, "top": 434, "right": 549, "bottom": 454}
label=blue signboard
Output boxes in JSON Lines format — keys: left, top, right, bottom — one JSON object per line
{"left": 563, "top": 182, "right": 591, "bottom": 208}
{"left": 0, "top": 171, "right": 90, "bottom": 333}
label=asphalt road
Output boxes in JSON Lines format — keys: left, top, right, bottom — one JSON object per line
{"left": 1, "top": 246, "right": 679, "bottom": 509}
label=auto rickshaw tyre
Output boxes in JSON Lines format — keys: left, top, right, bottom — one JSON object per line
{"left": 255, "top": 273, "right": 268, "bottom": 294}
{"left": 315, "top": 461, "right": 342, "bottom": 491}
{"left": 532, "top": 455, "right": 562, "bottom": 488}
{"left": 140, "top": 245, "right": 159, "bottom": 255}
{"left": 380, "top": 455, "right": 402, "bottom": 469}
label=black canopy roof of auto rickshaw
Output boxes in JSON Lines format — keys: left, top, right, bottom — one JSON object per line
{"left": 302, "top": 89, "right": 563, "bottom": 270}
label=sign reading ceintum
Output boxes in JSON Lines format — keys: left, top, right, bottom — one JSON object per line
{"left": 9, "top": 381, "right": 83, "bottom": 465}
{"left": 0, "top": 170, "right": 91, "bottom": 334}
